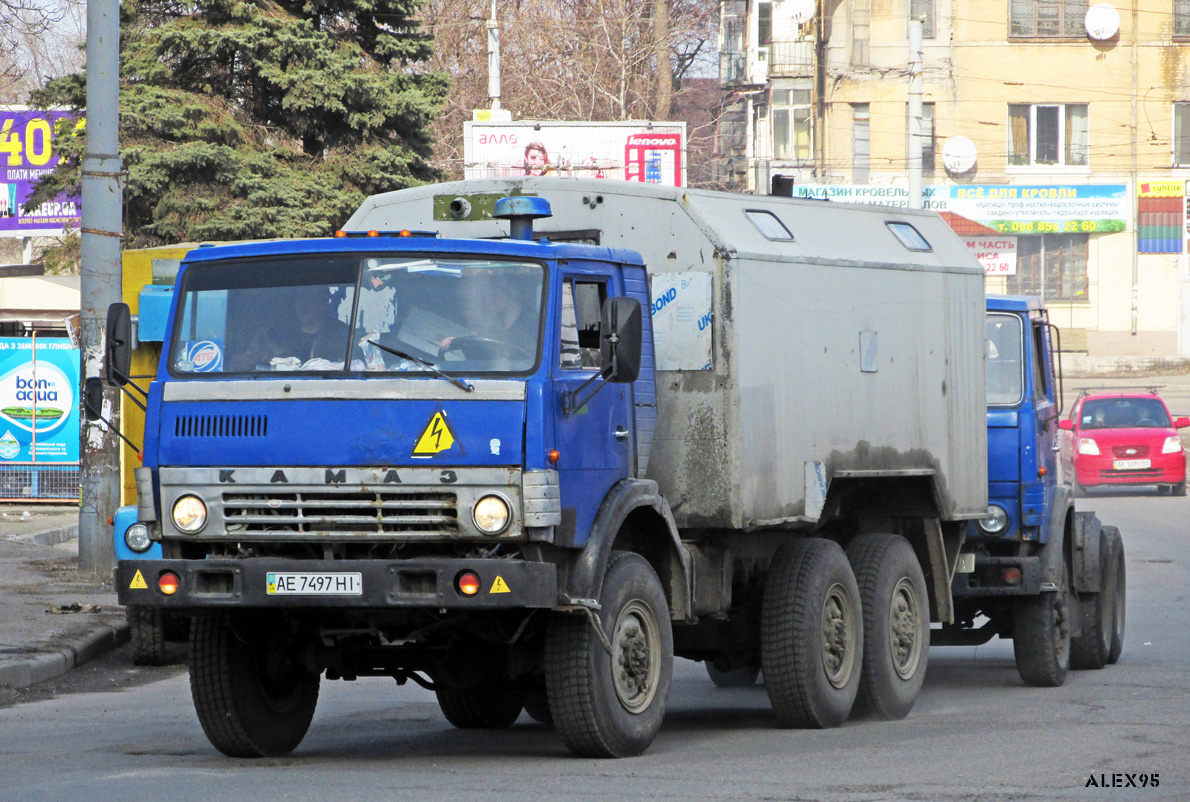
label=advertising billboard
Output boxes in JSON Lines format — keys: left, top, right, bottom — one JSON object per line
{"left": 464, "top": 121, "right": 687, "bottom": 187}
{"left": 0, "top": 338, "right": 79, "bottom": 463}
{"left": 791, "top": 183, "right": 1128, "bottom": 234}
{"left": 1, "top": 106, "right": 83, "bottom": 238}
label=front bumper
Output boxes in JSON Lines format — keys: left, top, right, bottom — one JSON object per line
{"left": 951, "top": 555, "right": 1042, "bottom": 597}
{"left": 117, "top": 557, "right": 558, "bottom": 610}
{"left": 1073, "top": 454, "right": 1186, "bottom": 487}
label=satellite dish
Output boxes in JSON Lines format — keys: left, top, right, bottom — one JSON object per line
{"left": 1085, "top": 3, "right": 1120, "bottom": 40}
{"left": 943, "top": 136, "right": 978, "bottom": 175}
{"left": 786, "top": 0, "right": 816, "bottom": 25}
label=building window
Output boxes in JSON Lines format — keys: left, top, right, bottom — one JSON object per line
{"left": 758, "top": 1, "right": 772, "bottom": 48}
{"left": 1177, "top": 0, "right": 1190, "bottom": 35}
{"left": 1010, "top": 0, "right": 1088, "bottom": 36}
{"left": 1008, "top": 234, "right": 1089, "bottom": 301}
{"left": 1008, "top": 104, "right": 1088, "bottom": 167}
{"left": 908, "top": 102, "right": 936, "bottom": 175}
{"left": 911, "top": 0, "right": 935, "bottom": 38}
{"left": 1175, "top": 103, "right": 1190, "bottom": 165}
{"left": 852, "top": 104, "right": 870, "bottom": 183}
{"left": 773, "top": 89, "right": 812, "bottom": 162}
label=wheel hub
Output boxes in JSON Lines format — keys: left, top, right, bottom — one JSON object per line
{"left": 889, "top": 577, "right": 923, "bottom": 679}
{"left": 612, "top": 601, "right": 660, "bottom": 714}
{"left": 821, "top": 583, "right": 857, "bottom": 689}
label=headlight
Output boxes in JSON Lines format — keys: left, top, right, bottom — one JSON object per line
{"left": 473, "top": 495, "right": 511, "bottom": 535}
{"left": 172, "top": 495, "right": 208, "bottom": 533}
{"left": 1163, "top": 435, "right": 1183, "bottom": 454}
{"left": 1077, "top": 438, "right": 1100, "bottom": 456}
{"left": 124, "top": 523, "right": 152, "bottom": 553}
{"left": 977, "top": 504, "right": 1009, "bottom": 535}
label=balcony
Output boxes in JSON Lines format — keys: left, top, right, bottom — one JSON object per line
{"left": 720, "top": 50, "right": 747, "bottom": 87}
{"left": 768, "top": 39, "right": 815, "bottom": 78}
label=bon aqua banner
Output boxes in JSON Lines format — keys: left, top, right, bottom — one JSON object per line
{"left": 0, "top": 338, "right": 79, "bottom": 463}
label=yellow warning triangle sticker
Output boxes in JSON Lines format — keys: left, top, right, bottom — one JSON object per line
{"left": 412, "top": 410, "right": 458, "bottom": 457}
{"left": 490, "top": 576, "right": 511, "bottom": 594}
{"left": 130, "top": 569, "right": 148, "bottom": 590}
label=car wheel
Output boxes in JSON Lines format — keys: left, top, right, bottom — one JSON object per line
{"left": 1174, "top": 482, "right": 1187, "bottom": 497}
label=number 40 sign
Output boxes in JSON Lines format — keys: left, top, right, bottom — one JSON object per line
{"left": 0, "top": 106, "right": 84, "bottom": 238}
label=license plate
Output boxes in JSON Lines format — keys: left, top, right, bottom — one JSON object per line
{"left": 267, "top": 572, "right": 362, "bottom": 596}
{"left": 1113, "top": 459, "right": 1151, "bottom": 470}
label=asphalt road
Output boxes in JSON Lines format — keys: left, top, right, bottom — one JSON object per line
{"left": 2, "top": 490, "right": 1187, "bottom": 802}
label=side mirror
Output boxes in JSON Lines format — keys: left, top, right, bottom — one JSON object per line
{"left": 600, "top": 297, "right": 642, "bottom": 383}
{"left": 1058, "top": 419, "right": 1075, "bottom": 431}
{"left": 1176, "top": 417, "right": 1190, "bottom": 429}
{"left": 83, "top": 376, "right": 105, "bottom": 421}
{"left": 105, "top": 302, "right": 132, "bottom": 386}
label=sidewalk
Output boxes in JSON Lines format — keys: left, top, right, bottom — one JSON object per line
{"left": 0, "top": 506, "right": 128, "bottom": 690}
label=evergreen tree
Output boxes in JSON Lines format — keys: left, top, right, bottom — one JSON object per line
{"left": 30, "top": 0, "right": 447, "bottom": 247}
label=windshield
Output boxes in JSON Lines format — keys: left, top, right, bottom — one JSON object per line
{"left": 986, "top": 313, "right": 1024, "bottom": 406}
{"left": 1079, "top": 398, "right": 1171, "bottom": 429}
{"left": 169, "top": 255, "right": 545, "bottom": 376}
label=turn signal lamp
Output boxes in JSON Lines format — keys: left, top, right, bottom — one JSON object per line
{"left": 158, "top": 571, "right": 180, "bottom": 595}
{"left": 334, "top": 230, "right": 347, "bottom": 238}
{"left": 1038, "top": 466, "right": 1048, "bottom": 477}
{"left": 456, "top": 571, "right": 481, "bottom": 596}
{"left": 548, "top": 449, "right": 560, "bottom": 466}
{"left": 1002, "top": 567, "right": 1023, "bottom": 586}
{"left": 399, "top": 229, "right": 413, "bottom": 237}
{"left": 367, "top": 230, "right": 380, "bottom": 237}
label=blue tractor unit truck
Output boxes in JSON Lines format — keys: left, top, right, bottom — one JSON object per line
{"left": 111, "top": 179, "right": 1011, "bottom": 759}
{"left": 939, "top": 295, "right": 1126, "bottom": 684}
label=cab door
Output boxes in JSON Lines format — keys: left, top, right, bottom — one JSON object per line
{"left": 551, "top": 269, "right": 634, "bottom": 548}
{"left": 1026, "top": 312, "right": 1060, "bottom": 532}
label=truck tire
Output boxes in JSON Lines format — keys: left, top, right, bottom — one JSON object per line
{"left": 545, "top": 551, "right": 672, "bottom": 758}
{"left": 128, "top": 606, "right": 167, "bottom": 666}
{"left": 761, "top": 538, "right": 862, "bottom": 728}
{"left": 1106, "top": 526, "right": 1126, "bottom": 664}
{"left": 845, "top": 534, "right": 929, "bottom": 719}
{"left": 1012, "top": 554, "right": 1072, "bottom": 687}
{"left": 1071, "top": 530, "right": 1110, "bottom": 671}
{"left": 523, "top": 686, "right": 553, "bottom": 726}
{"left": 189, "top": 613, "right": 320, "bottom": 758}
{"left": 435, "top": 687, "right": 524, "bottom": 729}
{"left": 705, "top": 663, "right": 761, "bottom": 688}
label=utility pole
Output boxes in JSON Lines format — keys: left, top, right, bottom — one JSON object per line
{"left": 907, "top": 18, "right": 923, "bottom": 210}
{"left": 487, "top": 0, "right": 501, "bottom": 114}
{"left": 78, "top": 0, "right": 123, "bottom": 574}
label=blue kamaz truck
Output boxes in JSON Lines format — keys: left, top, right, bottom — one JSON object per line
{"left": 107, "top": 179, "right": 1117, "bottom": 759}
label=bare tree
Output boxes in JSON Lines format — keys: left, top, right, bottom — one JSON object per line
{"left": 0, "top": 0, "right": 85, "bottom": 101}
{"left": 417, "top": 0, "right": 722, "bottom": 182}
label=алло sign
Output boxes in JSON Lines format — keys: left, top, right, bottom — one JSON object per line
{"left": 0, "top": 338, "right": 79, "bottom": 463}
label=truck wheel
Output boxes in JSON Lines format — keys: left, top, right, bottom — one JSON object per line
{"left": 435, "top": 687, "right": 524, "bottom": 729}
{"left": 705, "top": 663, "right": 760, "bottom": 688}
{"left": 523, "top": 686, "right": 553, "bottom": 726}
{"left": 1012, "top": 556, "right": 1072, "bottom": 687}
{"left": 845, "top": 534, "right": 929, "bottom": 719}
{"left": 545, "top": 551, "right": 672, "bottom": 758}
{"left": 1071, "top": 530, "right": 1110, "bottom": 671}
{"left": 128, "top": 606, "right": 167, "bottom": 666}
{"left": 1106, "top": 526, "right": 1126, "bottom": 664}
{"left": 761, "top": 538, "right": 862, "bottom": 728}
{"left": 189, "top": 613, "right": 320, "bottom": 758}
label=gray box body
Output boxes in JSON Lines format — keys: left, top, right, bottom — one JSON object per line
{"left": 347, "top": 178, "right": 989, "bottom": 531}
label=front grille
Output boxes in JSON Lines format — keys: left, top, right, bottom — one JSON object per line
{"left": 222, "top": 490, "right": 459, "bottom": 536}
{"left": 1111, "top": 444, "right": 1150, "bottom": 458}
{"left": 176, "top": 414, "right": 268, "bottom": 438}
{"left": 1098, "top": 469, "right": 1161, "bottom": 480}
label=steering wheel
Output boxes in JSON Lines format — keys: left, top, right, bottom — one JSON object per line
{"left": 438, "top": 336, "right": 531, "bottom": 363}
{"left": 1136, "top": 417, "right": 1157, "bottom": 427}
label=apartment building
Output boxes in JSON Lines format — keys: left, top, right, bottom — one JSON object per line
{"left": 718, "top": 0, "right": 1190, "bottom": 357}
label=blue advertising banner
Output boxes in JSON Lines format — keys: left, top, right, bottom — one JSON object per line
{"left": 0, "top": 106, "right": 83, "bottom": 238}
{"left": 0, "top": 338, "right": 80, "bottom": 463}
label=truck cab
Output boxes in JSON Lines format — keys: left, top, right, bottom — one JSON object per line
{"left": 943, "top": 295, "right": 1124, "bottom": 686}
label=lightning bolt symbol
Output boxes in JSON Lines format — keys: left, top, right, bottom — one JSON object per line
{"left": 430, "top": 417, "right": 443, "bottom": 449}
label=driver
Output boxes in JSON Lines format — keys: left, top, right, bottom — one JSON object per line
{"left": 438, "top": 269, "right": 536, "bottom": 358}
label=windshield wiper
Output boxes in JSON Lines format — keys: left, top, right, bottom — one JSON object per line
{"left": 367, "top": 340, "right": 474, "bottom": 392}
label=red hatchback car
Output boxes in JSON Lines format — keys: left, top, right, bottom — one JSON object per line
{"left": 1060, "top": 390, "right": 1189, "bottom": 495}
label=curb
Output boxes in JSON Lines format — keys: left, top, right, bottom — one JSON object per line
{"left": 0, "top": 620, "right": 130, "bottom": 689}
{"left": 5, "top": 524, "right": 79, "bottom": 548}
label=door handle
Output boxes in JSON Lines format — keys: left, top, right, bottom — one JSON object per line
{"left": 614, "top": 427, "right": 630, "bottom": 441}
